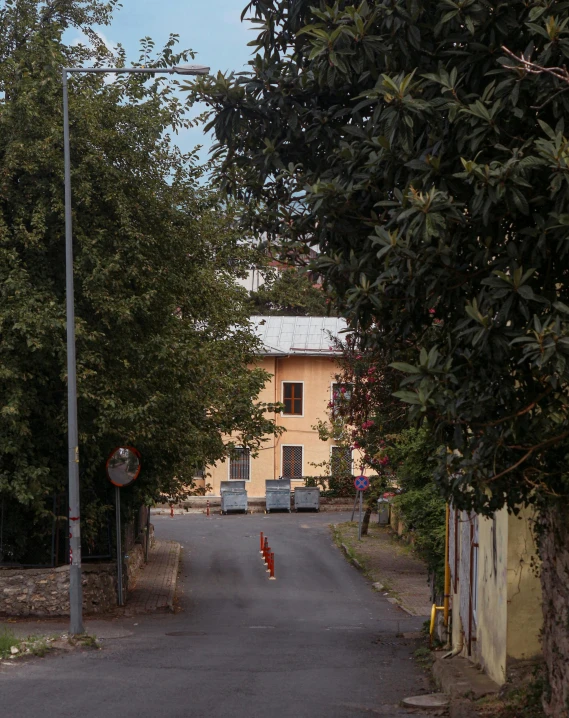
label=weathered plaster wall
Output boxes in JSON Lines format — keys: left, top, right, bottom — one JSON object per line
{"left": 506, "top": 508, "right": 542, "bottom": 660}
{"left": 0, "top": 563, "right": 116, "bottom": 617}
{"left": 475, "top": 509, "right": 509, "bottom": 685}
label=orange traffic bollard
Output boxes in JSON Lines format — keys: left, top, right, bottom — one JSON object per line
{"left": 206, "top": 500, "right": 210, "bottom": 517}
{"left": 260, "top": 531, "right": 264, "bottom": 553}
{"left": 269, "top": 553, "right": 275, "bottom": 580}
{"left": 263, "top": 538, "right": 269, "bottom": 563}
{"left": 170, "top": 504, "right": 174, "bottom": 518}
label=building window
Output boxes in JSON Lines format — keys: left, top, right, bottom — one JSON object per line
{"left": 331, "top": 383, "right": 352, "bottom": 415}
{"left": 282, "top": 445, "right": 303, "bottom": 479}
{"left": 331, "top": 446, "right": 352, "bottom": 476}
{"left": 331, "top": 383, "right": 352, "bottom": 403}
{"left": 283, "top": 382, "right": 303, "bottom": 415}
{"left": 229, "top": 448, "right": 250, "bottom": 480}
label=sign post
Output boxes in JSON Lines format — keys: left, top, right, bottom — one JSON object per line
{"left": 106, "top": 446, "right": 141, "bottom": 606}
{"left": 354, "top": 476, "right": 370, "bottom": 541}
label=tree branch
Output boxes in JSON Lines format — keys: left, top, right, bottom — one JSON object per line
{"left": 472, "top": 386, "right": 554, "bottom": 428}
{"left": 487, "top": 429, "right": 569, "bottom": 483}
{"left": 501, "top": 46, "right": 569, "bottom": 86}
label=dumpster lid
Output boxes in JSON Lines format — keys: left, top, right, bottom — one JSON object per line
{"left": 265, "top": 479, "right": 291, "bottom": 490}
{"left": 294, "top": 486, "right": 319, "bottom": 493}
{"left": 220, "top": 481, "right": 246, "bottom": 492}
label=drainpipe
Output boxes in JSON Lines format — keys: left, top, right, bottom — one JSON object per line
{"left": 273, "top": 357, "right": 279, "bottom": 480}
{"left": 442, "top": 629, "right": 464, "bottom": 660}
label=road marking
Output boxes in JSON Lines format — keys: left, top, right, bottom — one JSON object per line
{"left": 248, "top": 625, "right": 275, "bottom": 629}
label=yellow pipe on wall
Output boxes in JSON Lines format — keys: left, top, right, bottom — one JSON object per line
{"left": 430, "top": 504, "right": 452, "bottom": 645}
{"left": 443, "top": 503, "right": 450, "bottom": 627}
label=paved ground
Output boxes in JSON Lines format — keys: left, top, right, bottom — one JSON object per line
{"left": 127, "top": 539, "right": 180, "bottom": 614}
{"left": 334, "top": 522, "right": 432, "bottom": 616}
{"left": 0, "top": 512, "right": 436, "bottom": 717}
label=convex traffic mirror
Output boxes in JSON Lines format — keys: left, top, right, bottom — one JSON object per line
{"left": 106, "top": 446, "right": 141, "bottom": 487}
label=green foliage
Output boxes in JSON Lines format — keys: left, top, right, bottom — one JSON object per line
{"left": 0, "top": 629, "right": 19, "bottom": 658}
{"left": 0, "top": 1, "right": 279, "bottom": 559}
{"left": 196, "top": 0, "right": 569, "bottom": 516}
{"left": 393, "top": 484, "right": 446, "bottom": 590}
{"left": 304, "top": 473, "right": 354, "bottom": 498}
{"left": 249, "top": 268, "right": 331, "bottom": 316}
{"left": 388, "top": 427, "right": 438, "bottom": 492}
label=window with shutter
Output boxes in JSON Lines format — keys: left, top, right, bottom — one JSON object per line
{"left": 331, "top": 383, "right": 352, "bottom": 407}
{"left": 282, "top": 445, "right": 303, "bottom": 478}
{"left": 229, "top": 448, "right": 250, "bottom": 480}
{"left": 331, "top": 446, "right": 352, "bottom": 476}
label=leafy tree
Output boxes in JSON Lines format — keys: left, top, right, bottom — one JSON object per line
{"left": 249, "top": 267, "right": 331, "bottom": 315}
{"left": 0, "top": 0, "right": 279, "bottom": 561}
{"left": 195, "top": 1, "right": 569, "bottom": 710}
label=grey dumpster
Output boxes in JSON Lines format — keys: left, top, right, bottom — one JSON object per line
{"left": 294, "top": 487, "right": 320, "bottom": 512}
{"left": 265, "top": 479, "right": 291, "bottom": 513}
{"left": 220, "top": 481, "right": 248, "bottom": 515}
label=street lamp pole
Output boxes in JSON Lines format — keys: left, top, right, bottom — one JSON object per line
{"left": 62, "top": 63, "right": 209, "bottom": 636}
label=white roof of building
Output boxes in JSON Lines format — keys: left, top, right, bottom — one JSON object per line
{"left": 251, "top": 315, "right": 348, "bottom": 356}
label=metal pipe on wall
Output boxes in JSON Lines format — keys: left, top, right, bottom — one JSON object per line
{"left": 444, "top": 504, "right": 451, "bottom": 627}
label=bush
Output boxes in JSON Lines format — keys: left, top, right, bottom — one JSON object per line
{"left": 303, "top": 474, "right": 355, "bottom": 498}
{"left": 393, "top": 485, "right": 446, "bottom": 592}
{"left": 389, "top": 428, "right": 446, "bottom": 591}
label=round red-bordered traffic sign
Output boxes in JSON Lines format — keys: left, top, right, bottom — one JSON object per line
{"left": 354, "top": 475, "right": 370, "bottom": 491}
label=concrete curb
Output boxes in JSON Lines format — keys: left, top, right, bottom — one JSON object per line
{"left": 152, "top": 505, "right": 354, "bottom": 515}
{"left": 126, "top": 540, "right": 181, "bottom": 615}
{"left": 166, "top": 542, "right": 181, "bottom": 612}
{"left": 432, "top": 653, "right": 500, "bottom": 699}
{"left": 432, "top": 653, "right": 500, "bottom": 717}
{"left": 340, "top": 543, "right": 361, "bottom": 570}
{"left": 340, "top": 543, "right": 363, "bottom": 571}
{"left": 338, "top": 542, "right": 421, "bottom": 616}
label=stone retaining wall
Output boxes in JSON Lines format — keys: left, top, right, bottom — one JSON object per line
{"left": 0, "top": 522, "right": 154, "bottom": 617}
{"left": 125, "top": 543, "right": 145, "bottom": 588}
{"left": 0, "top": 563, "right": 117, "bottom": 617}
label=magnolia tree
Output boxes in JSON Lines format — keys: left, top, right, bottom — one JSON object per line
{"left": 195, "top": 1, "right": 569, "bottom": 710}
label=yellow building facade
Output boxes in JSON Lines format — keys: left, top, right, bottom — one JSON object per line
{"left": 206, "top": 316, "right": 364, "bottom": 497}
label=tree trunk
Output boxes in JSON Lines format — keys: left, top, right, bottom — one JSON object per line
{"left": 539, "top": 501, "right": 569, "bottom": 717}
{"left": 361, "top": 507, "right": 372, "bottom": 536}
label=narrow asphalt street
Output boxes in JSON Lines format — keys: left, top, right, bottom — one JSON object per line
{"left": 0, "top": 512, "right": 432, "bottom": 717}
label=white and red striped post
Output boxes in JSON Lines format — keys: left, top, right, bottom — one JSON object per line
{"left": 269, "top": 552, "right": 275, "bottom": 580}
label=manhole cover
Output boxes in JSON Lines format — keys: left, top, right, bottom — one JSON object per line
{"left": 165, "top": 631, "right": 206, "bottom": 637}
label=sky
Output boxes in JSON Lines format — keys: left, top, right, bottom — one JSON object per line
{"left": 69, "top": 0, "right": 258, "bottom": 162}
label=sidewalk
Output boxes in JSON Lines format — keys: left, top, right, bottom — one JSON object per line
{"left": 332, "top": 520, "right": 431, "bottom": 616}
{"left": 127, "top": 540, "right": 180, "bottom": 614}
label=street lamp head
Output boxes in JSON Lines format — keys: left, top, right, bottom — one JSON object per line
{"left": 173, "top": 64, "right": 210, "bottom": 76}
